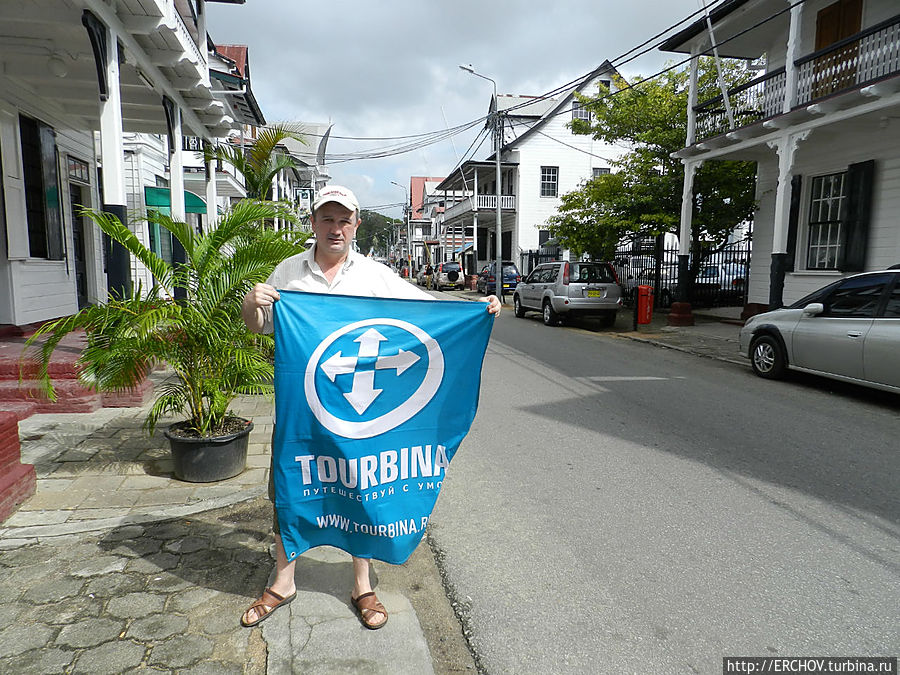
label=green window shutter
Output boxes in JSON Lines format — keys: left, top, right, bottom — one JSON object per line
{"left": 839, "top": 160, "right": 875, "bottom": 272}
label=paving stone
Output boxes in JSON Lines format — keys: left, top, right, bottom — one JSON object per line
{"left": 2, "top": 509, "right": 72, "bottom": 527}
{"left": 34, "top": 478, "right": 75, "bottom": 492}
{"left": 79, "top": 491, "right": 140, "bottom": 509}
{"left": 125, "top": 552, "right": 180, "bottom": 573}
{"left": 22, "top": 575, "right": 85, "bottom": 604}
{"left": 196, "top": 606, "right": 242, "bottom": 635}
{"left": 52, "top": 542, "right": 104, "bottom": 563}
{"left": 102, "top": 524, "right": 146, "bottom": 542}
{"left": 0, "top": 544, "right": 56, "bottom": 567}
{"left": 0, "top": 562, "right": 49, "bottom": 599}
{"left": 144, "top": 571, "right": 192, "bottom": 593}
{"left": 148, "top": 634, "right": 215, "bottom": 669}
{"left": 83, "top": 572, "right": 145, "bottom": 598}
{"left": 103, "top": 536, "right": 163, "bottom": 558}
{"left": 0, "top": 622, "right": 55, "bottom": 656}
{"left": 30, "top": 595, "right": 102, "bottom": 625}
{"left": 127, "top": 613, "right": 189, "bottom": 641}
{"left": 163, "top": 536, "right": 210, "bottom": 554}
{"left": 179, "top": 548, "right": 230, "bottom": 571}
{"left": 179, "top": 661, "right": 242, "bottom": 675}
{"left": 55, "top": 617, "right": 124, "bottom": 648}
{"left": 209, "top": 626, "right": 250, "bottom": 661}
{"left": 106, "top": 592, "right": 166, "bottom": 619}
{"left": 167, "top": 587, "right": 218, "bottom": 613}
{"left": 0, "top": 646, "right": 75, "bottom": 674}
{"left": 68, "top": 475, "right": 126, "bottom": 491}
{"left": 72, "top": 639, "right": 146, "bottom": 675}
{"left": 144, "top": 521, "right": 192, "bottom": 540}
{"left": 0, "top": 603, "right": 22, "bottom": 629}
{"left": 70, "top": 555, "right": 128, "bottom": 578}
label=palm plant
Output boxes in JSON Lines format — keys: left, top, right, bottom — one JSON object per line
{"left": 26, "top": 199, "right": 308, "bottom": 437}
{"left": 205, "top": 124, "right": 306, "bottom": 200}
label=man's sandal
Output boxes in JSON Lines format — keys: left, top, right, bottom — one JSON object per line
{"left": 351, "top": 591, "right": 388, "bottom": 630}
{"left": 240, "top": 588, "right": 296, "bottom": 627}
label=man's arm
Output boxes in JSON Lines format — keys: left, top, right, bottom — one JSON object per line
{"left": 242, "top": 283, "right": 280, "bottom": 333}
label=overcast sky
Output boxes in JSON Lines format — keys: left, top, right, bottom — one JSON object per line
{"left": 206, "top": 1, "right": 703, "bottom": 218}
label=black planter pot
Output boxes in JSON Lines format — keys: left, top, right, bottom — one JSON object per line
{"left": 164, "top": 419, "right": 253, "bottom": 483}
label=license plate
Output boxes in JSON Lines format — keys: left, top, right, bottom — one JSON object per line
{"left": 587, "top": 290, "right": 602, "bottom": 298}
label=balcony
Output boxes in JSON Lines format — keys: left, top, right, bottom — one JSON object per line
{"left": 694, "top": 14, "right": 900, "bottom": 143}
{"left": 443, "top": 194, "right": 517, "bottom": 222}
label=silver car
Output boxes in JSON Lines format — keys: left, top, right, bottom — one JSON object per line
{"left": 739, "top": 270, "right": 900, "bottom": 393}
{"left": 513, "top": 261, "right": 622, "bottom": 327}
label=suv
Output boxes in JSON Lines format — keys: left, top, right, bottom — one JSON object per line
{"left": 434, "top": 261, "right": 464, "bottom": 291}
{"left": 513, "top": 261, "right": 622, "bottom": 327}
{"left": 476, "top": 261, "right": 521, "bottom": 295}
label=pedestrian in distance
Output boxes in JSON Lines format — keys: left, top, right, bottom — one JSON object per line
{"left": 424, "top": 262, "right": 434, "bottom": 290}
{"left": 240, "top": 185, "right": 500, "bottom": 629}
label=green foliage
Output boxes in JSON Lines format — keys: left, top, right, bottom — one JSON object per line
{"left": 25, "top": 200, "right": 308, "bottom": 437}
{"left": 205, "top": 124, "right": 306, "bottom": 200}
{"left": 357, "top": 210, "right": 397, "bottom": 257}
{"left": 549, "top": 58, "right": 758, "bottom": 255}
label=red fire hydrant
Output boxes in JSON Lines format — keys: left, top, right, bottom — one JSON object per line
{"left": 637, "top": 284, "right": 654, "bottom": 325}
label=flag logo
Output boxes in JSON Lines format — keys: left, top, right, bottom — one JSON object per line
{"left": 305, "top": 318, "right": 445, "bottom": 439}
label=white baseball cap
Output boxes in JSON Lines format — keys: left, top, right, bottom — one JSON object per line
{"left": 312, "top": 185, "right": 359, "bottom": 214}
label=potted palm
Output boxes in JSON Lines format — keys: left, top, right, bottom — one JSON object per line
{"left": 26, "top": 199, "right": 308, "bottom": 482}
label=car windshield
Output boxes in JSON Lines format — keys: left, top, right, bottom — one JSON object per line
{"left": 571, "top": 263, "right": 614, "bottom": 283}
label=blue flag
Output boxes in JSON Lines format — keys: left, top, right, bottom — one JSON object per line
{"left": 272, "top": 291, "right": 493, "bottom": 564}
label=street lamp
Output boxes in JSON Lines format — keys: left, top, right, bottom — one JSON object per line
{"left": 459, "top": 63, "right": 503, "bottom": 302}
{"left": 391, "top": 180, "right": 412, "bottom": 277}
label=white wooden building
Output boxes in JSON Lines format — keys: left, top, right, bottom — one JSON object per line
{"left": 434, "top": 62, "right": 621, "bottom": 275}
{"left": 661, "top": 0, "right": 900, "bottom": 319}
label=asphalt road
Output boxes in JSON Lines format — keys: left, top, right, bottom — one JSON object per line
{"left": 429, "top": 311, "right": 900, "bottom": 674}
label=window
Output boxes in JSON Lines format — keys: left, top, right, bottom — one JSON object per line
{"left": 572, "top": 102, "right": 590, "bottom": 122}
{"left": 592, "top": 167, "right": 610, "bottom": 178}
{"left": 807, "top": 172, "right": 846, "bottom": 269}
{"left": 882, "top": 278, "right": 900, "bottom": 318}
{"left": 598, "top": 79, "right": 611, "bottom": 91}
{"left": 19, "top": 115, "right": 63, "bottom": 259}
{"left": 822, "top": 273, "right": 891, "bottom": 317}
{"left": 540, "top": 166, "right": 558, "bottom": 197}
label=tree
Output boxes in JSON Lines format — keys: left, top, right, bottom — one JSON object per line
{"left": 356, "top": 210, "right": 397, "bottom": 258}
{"left": 549, "top": 58, "right": 758, "bottom": 260}
{"left": 205, "top": 124, "right": 306, "bottom": 201}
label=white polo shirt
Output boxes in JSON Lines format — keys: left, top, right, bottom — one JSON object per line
{"left": 260, "top": 245, "right": 430, "bottom": 333}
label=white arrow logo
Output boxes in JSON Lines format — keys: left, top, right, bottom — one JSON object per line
{"left": 306, "top": 318, "right": 443, "bottom": 439}
{"left": 320, "top": 327, "right": 423, "bottom": 415}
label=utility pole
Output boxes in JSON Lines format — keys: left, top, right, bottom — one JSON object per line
{"left": 391, "top": 181, "right": 412, "bottom": 276}
{"left": 460, "top": 64, "right": 503, "bottom": 303}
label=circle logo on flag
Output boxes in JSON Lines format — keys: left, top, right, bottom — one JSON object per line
{"left": 304, "top": 318, "right": 444, "bottom": 439}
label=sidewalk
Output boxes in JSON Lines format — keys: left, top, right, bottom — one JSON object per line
{"left": 0, "top": 289, "right": 748, "bottom": 673}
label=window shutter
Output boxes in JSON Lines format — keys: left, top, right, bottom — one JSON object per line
{"left": 786, "top": 174, "right": 802, "bottom": 271}
{"left": 839, "top": 159, "right": 874, "bottom": 272}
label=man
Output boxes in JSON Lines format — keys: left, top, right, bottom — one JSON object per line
{"left": 424, "top": 262, "right": 434, "bottom": 290}
{"left": 240, "top": 185, "right": 500, "bottom": 629}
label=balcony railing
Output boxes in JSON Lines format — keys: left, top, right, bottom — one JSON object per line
{"left": 796, "top": 14, "right": 900, "bottom": 105}
{"left": 694, "top": 67, "right": 786, "bottom": 141}
{"left": 443, "top": 194, "right": 516, "bottom": 221}
{"left": 693, "top": 14, "right": 899, "bottom": 143}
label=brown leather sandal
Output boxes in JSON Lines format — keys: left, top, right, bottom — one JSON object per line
{"left": 241, "top": 588, "right": 296, "bottom": 627}
{"left": 351, "top": 591, "right": 388, "bottom": 630}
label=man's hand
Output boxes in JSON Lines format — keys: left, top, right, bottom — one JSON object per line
{"left": 242, "top": 283, "right": 280, "bottom": 332}
{"left": 480, "top": 295, "right": 501, "bottom": 316}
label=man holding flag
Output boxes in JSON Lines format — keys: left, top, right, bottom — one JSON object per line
{"left": 240, "top": 185, "right": 500, "bottom": 629}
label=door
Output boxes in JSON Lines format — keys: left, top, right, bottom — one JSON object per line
{"left": 70, "top": 184, "right": 88, "bottom": 309}
{"left": 814, "top": 0, "right": 863, "bottom": 97}
{"left": 791, "top": 273, "right": 890, "bottom": 380}
{"left": 863, "top": 276, "right": 900, "bottom": 389}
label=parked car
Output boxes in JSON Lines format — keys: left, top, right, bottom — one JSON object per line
{"left": 513, "top": 260, "right": 622, "bottom": 327}
{"left": 624, "top": 266, "right": 678, "bottom": 308}
{"left": 415, "top": 267, "right": 428, "bottom": 286}
{"left": 700, "top": 262, "right": 747, "bottom": 302}
{"left": 476, "top": 261, "right": 521, "bottom": 294}
{"left": 739, "top": 269, "right": 900, "bottom": 393}
{"left": 434, "top": 261, "right": 464, "bottom": 291}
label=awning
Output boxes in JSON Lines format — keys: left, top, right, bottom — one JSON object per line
{"left": 454, "top": 242, "right": 474, "bottom": 255}
{"left": 144, "top": 187, "right": 208, "bottom": 214}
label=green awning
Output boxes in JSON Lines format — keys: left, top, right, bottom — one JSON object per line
{"left": 144, "top": 186, "right": 207, "bottom": 214}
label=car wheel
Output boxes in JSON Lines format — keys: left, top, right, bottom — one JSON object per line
{"left": 513, "top": 296, "right": 526, "bottom": 318}
{"left": 599, "top": 310, "right": 616, "bottom": 328}
{"left": 750, "top": 334, "right": 787, "bottom": 379}
{"left": 542, "top": 300, "right": 559, "bottom": 326}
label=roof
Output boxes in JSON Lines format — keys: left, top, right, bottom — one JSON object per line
{"left": 658, "top": 0, "right": 755, "bottom": 55}
{"left": 210, "top": 44, "right": 265, "bottom": 126}
{"left": 410, "top": 176, "right": 446, "bottom": 218}
{"left": 216, "top": 44, "right": 248, "bottom": 77}
{"left": 496, "top": 95, "right": 557, "bottom": 118}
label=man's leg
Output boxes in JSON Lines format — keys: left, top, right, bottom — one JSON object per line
{"left": 351, "top": 556, "right": 387, "bottom": 628}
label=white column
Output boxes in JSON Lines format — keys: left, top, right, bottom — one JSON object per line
{"left": 678, "top": 159, "right": 701, "bottom": 255}
{"left": 473, "top": 168, "right": 479, "bottom": 267}
{"left": 767, "top": 131, "right": 809, "bottom": 254}
{"left": 205, "top": 145, "right": 218, "bottom": 229}
{"left": 99, "top": 25, "right": 126, "bottom": 206}
{"left": 169, "top": 107, "right": 185, "bottom": 222}
{"left": 273, "top": 169, "right": 280, "bottom": 230}
{"left": 783, "top": 1, "right": 803, "bottom": 113}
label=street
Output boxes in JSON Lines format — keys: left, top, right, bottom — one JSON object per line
{"left": 430, "top": 310, "right": 900, "bottom": 674}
